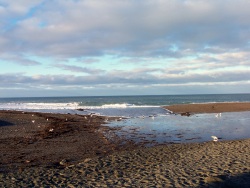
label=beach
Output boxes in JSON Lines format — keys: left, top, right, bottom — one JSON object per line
{"left": 1, "top": 102, "right": 250, "bottom": 187}
{"left": 165, "top": 102, "right": 250, "bottom": 114}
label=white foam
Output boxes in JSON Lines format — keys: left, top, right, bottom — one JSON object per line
{"left": 88, "top": 103, "right": 160, "bottom": 109}
{"left": 0, "top": 102, "right": 80, "bottom": 110}
{"left": 101, "top": 103, "right": 134, "bottom": 108}
{"left": 0, "top": 102, "right": 161, "bottom": 110}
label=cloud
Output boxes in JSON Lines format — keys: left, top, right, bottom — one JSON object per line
{"left": 0, "top": 1, "right": 43, "bottom": 29}
{"left": 0, "top": 0, "right": 250, "bottom": 96}
{"left": 1, "top": 0, "right": 250, "bottom": 58}
{"left": 0, "top": 53, "right": 41, "bottom": 66}
{"left": 1, "top": 68, "right": 249, "bottom": 88}
{"left": 54, "top": 63, "right": 105, "bottom": 74}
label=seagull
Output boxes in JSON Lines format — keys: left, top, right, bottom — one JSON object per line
{"left": 215, "top": 113, "right": 222, "bottom": 118}
{"left": 89, "top": 113, "right": 96, "bottom": 118}
{"left": 139, "top": 115, "right": 144, "bottom": 119}
{"left": 211, "top": 136, "right": 218, "bottom": 141}
{"left": 32, "top": 120, "right": 35, "bottom": 123}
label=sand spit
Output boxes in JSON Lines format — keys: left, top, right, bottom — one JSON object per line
{"left": 165, "top": 102, "right": 250, "bottom": 114}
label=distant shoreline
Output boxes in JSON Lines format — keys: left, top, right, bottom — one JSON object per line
{"left": 164, "top": 102, "right": 250, "bottom": 114}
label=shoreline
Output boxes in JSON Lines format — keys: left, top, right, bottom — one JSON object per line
{"left": 1, "top": 104, "right": 250, "bottom": 187}
{"left": 0, "top": 110, "right": 138, "bottom": 171}
{"left": 165, "top": 102, "right": 250, "bottom": 114}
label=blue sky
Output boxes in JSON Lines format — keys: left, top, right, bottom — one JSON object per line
{"left": 0, "top": 0, "right": 250, "bottom": 97}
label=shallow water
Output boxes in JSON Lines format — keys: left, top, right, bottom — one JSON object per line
{"left": 107, "top": 111, "right": 250, "bottom": 144}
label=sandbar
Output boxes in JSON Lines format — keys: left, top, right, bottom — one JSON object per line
{"left": 165, "top": 102, "right": 250, "bottom": 114}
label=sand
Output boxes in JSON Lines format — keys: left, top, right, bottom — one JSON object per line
{"left": 0, "top": 110, "right": 136, "bottom": 171}
{"left": 1, "top": 139, "right": 249, "bottom": 187}
{"left": 165, "top": 102, "right": 250, "bottom": 114}
{"left": 1, "top": 103, "right": 250, "bottom": 187}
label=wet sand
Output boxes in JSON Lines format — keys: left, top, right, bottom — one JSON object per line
{"left": 0, "top": 110, "right": 136, "bottom": 171}
{"left": 1, "top": 103, "right": 250, "bottom": 187}
{"left": 165, "top": 102, "right": 250, "bottom": 114}
{"left": 2, "top": 139, "right": 249, "bottom": 187}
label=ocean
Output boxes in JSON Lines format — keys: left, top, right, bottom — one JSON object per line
{"left": 1, "top": 94, "right": 250, "bottom": 144}
{"left": 0, "top": 94, "right": 250, "bottom": 116}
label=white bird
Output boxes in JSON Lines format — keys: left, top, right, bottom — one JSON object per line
{"left": 215, "top": 113, "right": 222, "bottom": 118}
{"left": 211, "top": 136, "right": 218, "bottom": 141}
{"left": 138, "top": 116, "right": 144, "bottom": 119}
{"left": 46, "top": 118, "right": 49, "bottom": 121}
{"left": 32, "top": 120, "right": 35, "bottom": 123}
{"left": 49, "top": 128, "right": 54, "bottom": 132}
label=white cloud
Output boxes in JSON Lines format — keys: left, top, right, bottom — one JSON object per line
{"left": 1, "top": 0, "right": 249, "bottom": 58}
{"left": 0, "top": 0, "right": 250, "bottom": 96}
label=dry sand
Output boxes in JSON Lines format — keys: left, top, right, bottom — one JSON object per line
{"left": 165, "top": 102, "right": 250, "bottom": 114}
{"left": 1, "top": 103, "right": 250, "bottom": 187}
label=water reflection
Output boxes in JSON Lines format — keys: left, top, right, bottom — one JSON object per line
{"left": 107, "top": 111, "right": 250, "bottom": 144}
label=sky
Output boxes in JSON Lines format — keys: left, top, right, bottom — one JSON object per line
{"left": 0, "top": 0, "right": 250, "bottom": 97}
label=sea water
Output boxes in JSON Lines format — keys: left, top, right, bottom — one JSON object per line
{"left": 0, "top": 94, "right": 250, "bottom": 115}
{"left": 0, "top": 94, "right": 250, "bottom": 144}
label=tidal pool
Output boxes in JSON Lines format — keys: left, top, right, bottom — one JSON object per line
{"left": 107, "top": 111, "right": 250, "bottom": 145}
